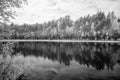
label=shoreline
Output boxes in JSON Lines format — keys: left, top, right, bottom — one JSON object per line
{"left": 0, "top": 39, "right": 120, "bottom": 43}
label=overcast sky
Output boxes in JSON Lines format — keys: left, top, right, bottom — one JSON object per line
{"left": 12, "top": 0, "right": 120, "bottom": 24}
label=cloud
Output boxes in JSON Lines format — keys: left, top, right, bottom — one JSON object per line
{"left": 12, "top": 0, "right": 120, "bottom": 24}
{"left": 48, "top": 0, "right": 57, "bottom": 7}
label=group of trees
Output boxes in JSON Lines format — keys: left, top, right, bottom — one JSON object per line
{"left": 0, "top": 0, "right": 27, "bottom": 40}
{"left": 0, "top": 1, "right": 27, "bottom": 80}
{"left": 0, "top": 1, "right": 120, "bottom": 40}
{"left": 0, "top": 0, "right": 120, "bottom": 40}
{"left": 0, "top": 11, "right": 120, "bottom": 40}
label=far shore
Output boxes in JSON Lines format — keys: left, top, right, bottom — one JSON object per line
{"left": 0, "top": 39, "right": 120, "bottom": 43}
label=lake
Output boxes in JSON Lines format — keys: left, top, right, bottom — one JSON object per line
{"left": 1, "top": 42, "right": 120, "bottom": 80}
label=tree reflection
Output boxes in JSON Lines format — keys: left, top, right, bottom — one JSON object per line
{"left": 14, "top": 42, "right": 120, "bottom": 70}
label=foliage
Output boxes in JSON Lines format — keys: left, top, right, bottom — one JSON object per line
{"left": 0, "top": 42, "right": 25, "bottom": 80}
{"left": 0, "top": 0, "right": 27, "bottom": 23}
{"left": 0, "top": 0, "right": 27, "bottom": 40}
{"left": 0, "top": 11, "right": 120, "bottom": 40}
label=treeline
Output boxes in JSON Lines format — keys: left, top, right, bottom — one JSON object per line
{"left": 0, "top": 11, "right": 120, "bottom": 40}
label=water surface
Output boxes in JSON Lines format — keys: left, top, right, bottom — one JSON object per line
{"left": 1, "top": 42, "right": 120, "bottom": 80}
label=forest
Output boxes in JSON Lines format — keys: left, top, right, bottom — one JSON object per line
{"left": 0, "top": 11, "right": 120, "bottom": 40}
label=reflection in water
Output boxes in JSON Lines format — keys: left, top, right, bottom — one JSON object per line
{"left": 14, "top": 42, "right": 120, "bottom": 71}
{"left": 1, "top": 42, "right": 120, "bottom": 80}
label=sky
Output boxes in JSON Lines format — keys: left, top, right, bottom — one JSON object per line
{"left": 11, "top": 0, "right": 120, "bottom": 24}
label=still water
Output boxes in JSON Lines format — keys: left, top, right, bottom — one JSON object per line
{"left": 1, "top": 42, "right": 120, "bottom": 80}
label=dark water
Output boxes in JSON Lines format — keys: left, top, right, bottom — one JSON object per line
{"left": 2, "top": 42, "right": 120, "bottom": 80}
